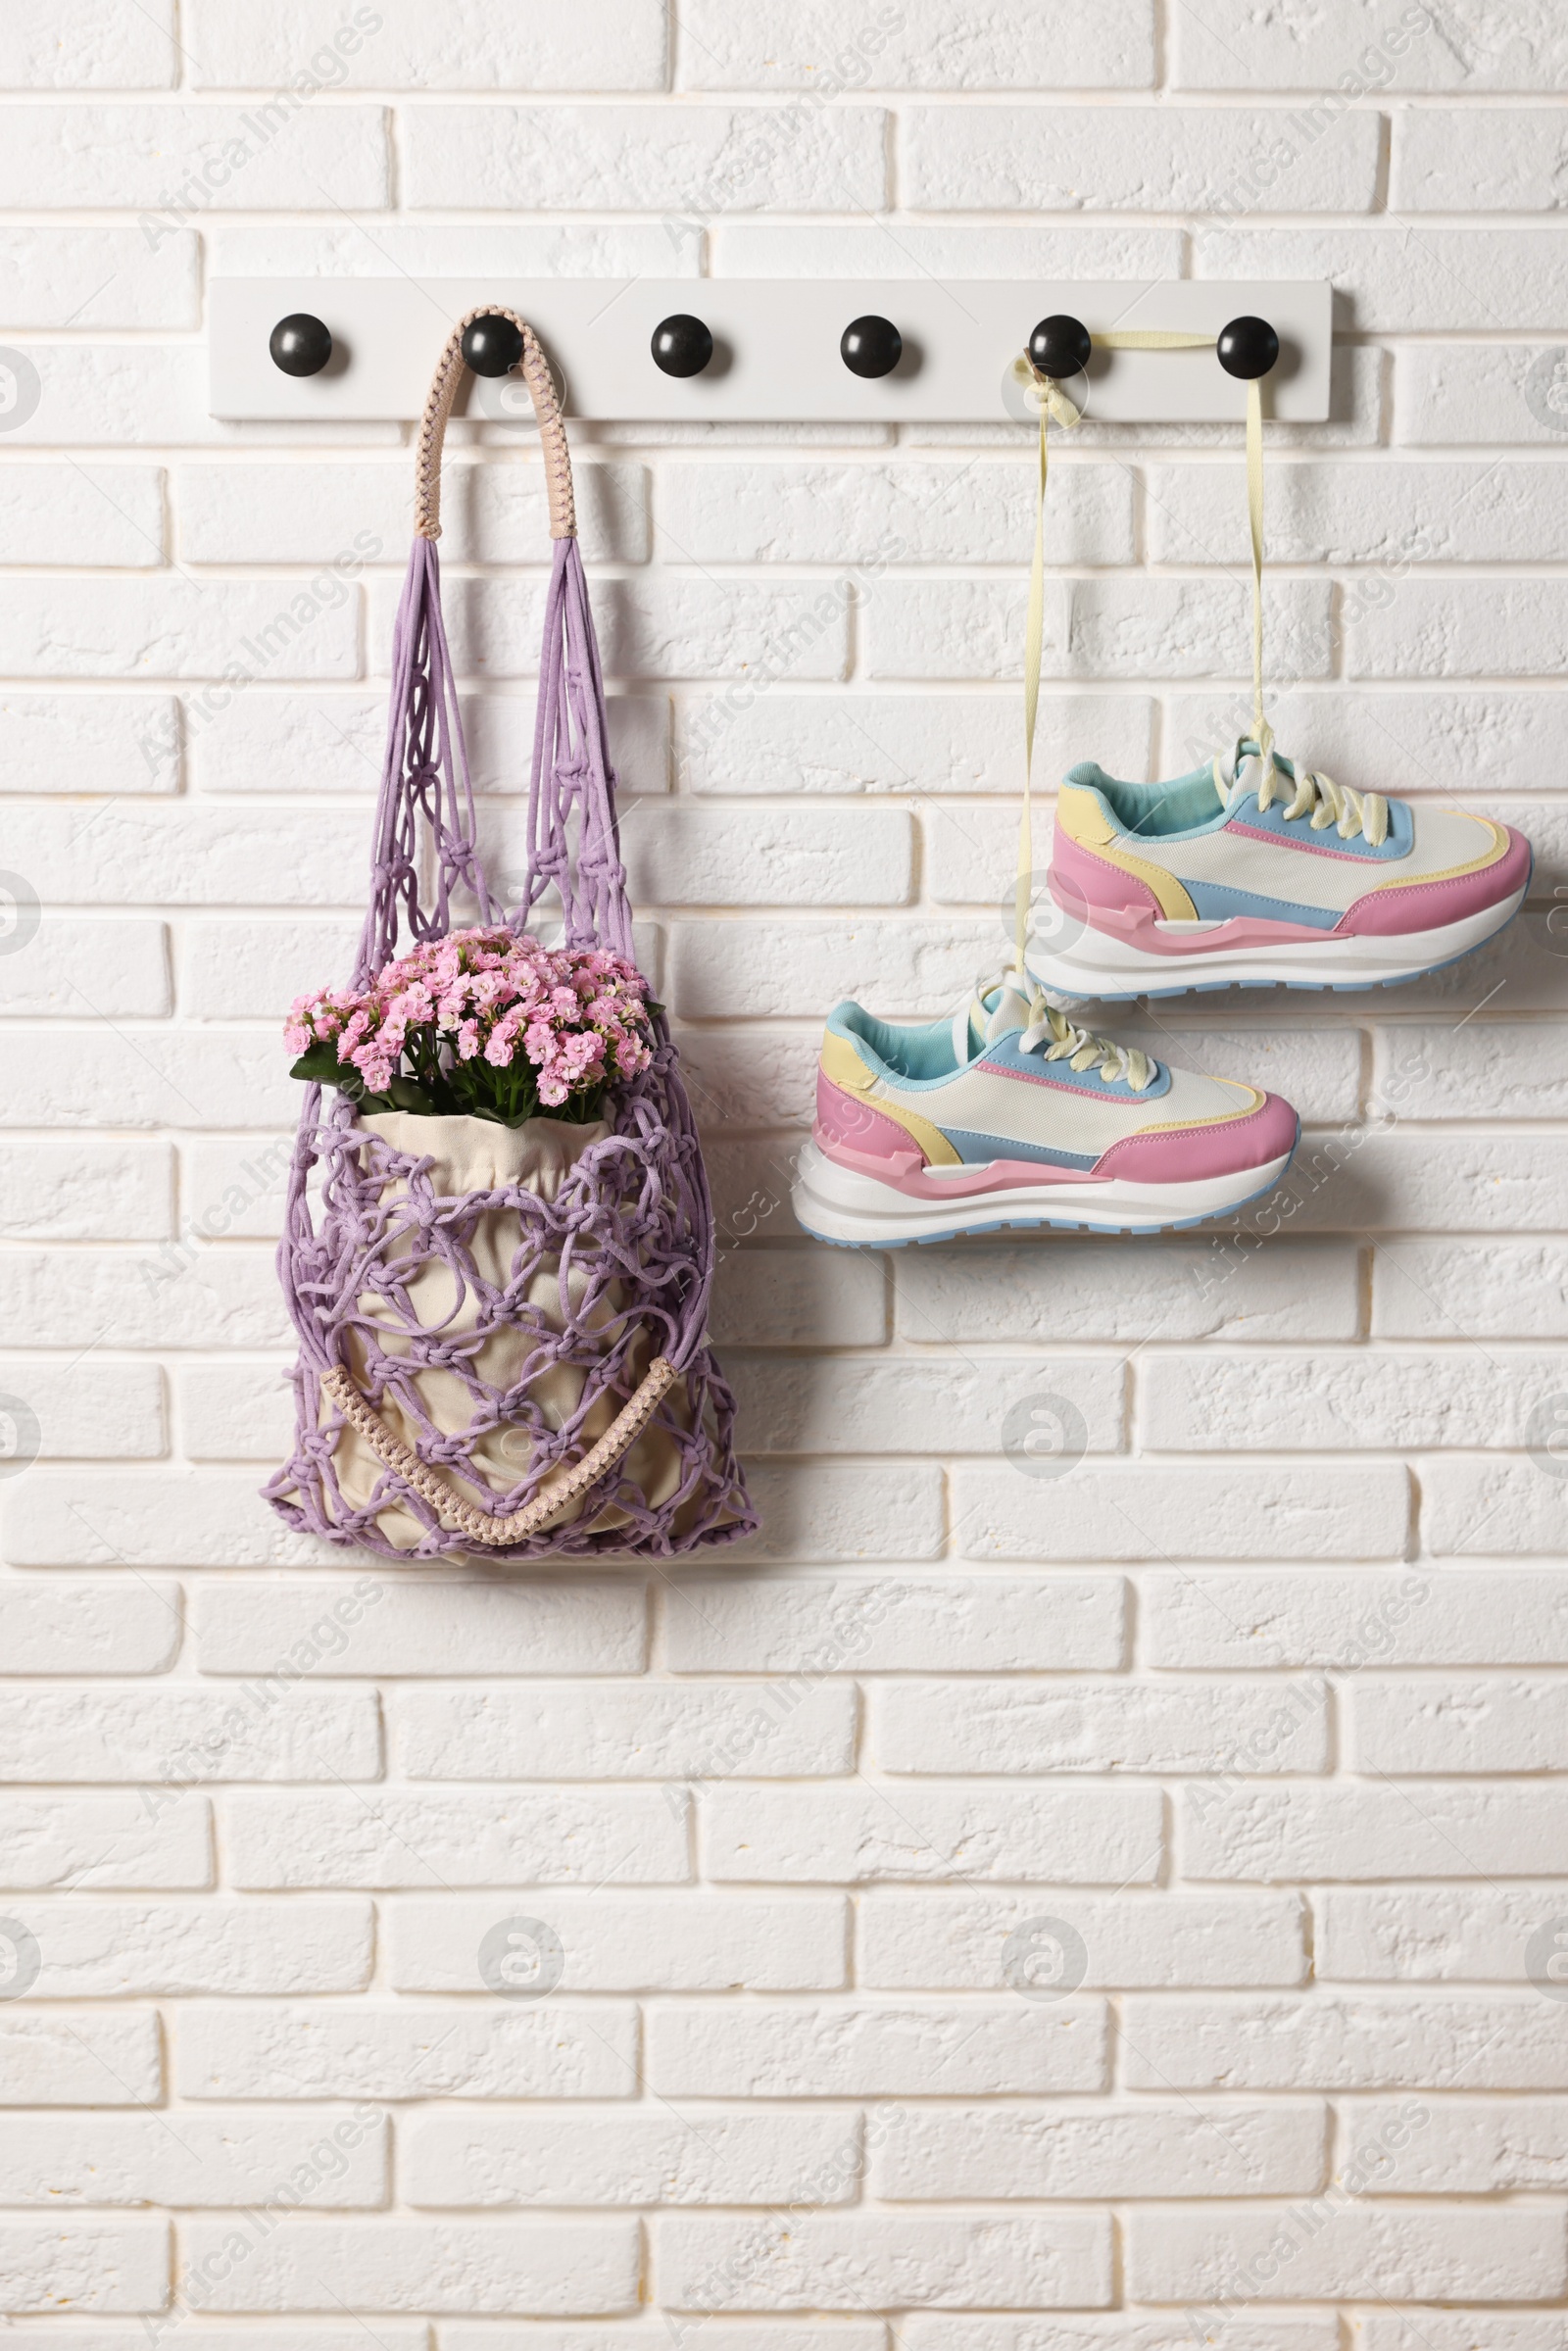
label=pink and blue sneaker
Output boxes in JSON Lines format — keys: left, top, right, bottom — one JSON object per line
{"left": 792, "top": 974, "right": 1298, "bottom": 1246}
{"left": 1032, "top": 738, "right": 1532, "bottom": 1002}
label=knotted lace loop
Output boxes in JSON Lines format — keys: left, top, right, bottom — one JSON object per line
{"left": 1215, "top": 740, "right": 1390, "bottom": 847}
{"left": 975, "top": 972, "right": 1156, "bottom": 1093}
{"left": 1019, "top": 996, "right": 1153, "bottom": 1092}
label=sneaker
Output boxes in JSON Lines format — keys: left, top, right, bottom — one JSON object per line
{"left": 792, "top": 975, "right": 1298, "bottom": 1247}
{"left": 1032, "top": 737, "right": 1533, "bottom": 1003}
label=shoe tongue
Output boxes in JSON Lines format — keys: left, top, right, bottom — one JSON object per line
{"left": 1216, "top": 740, "right": 1267, "bottom": 810}
{"left": 960, "top": 980, "right": 1033, "bottom": 1057}
{"left": 950, "top": 982, "right": 1034, "bottom": 1067}
{"left": 986, "top": 981, "right": 1033, "bottom": 1041}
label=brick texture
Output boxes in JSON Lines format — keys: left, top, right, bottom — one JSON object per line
{"left": 0, "top": 9, "right": 1562, "bottom": 2344}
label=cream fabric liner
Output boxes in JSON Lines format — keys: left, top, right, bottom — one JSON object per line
{"left": 322, "top": 1110, "right": 694, "bottom": 1553}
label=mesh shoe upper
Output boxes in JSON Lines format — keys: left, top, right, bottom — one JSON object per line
{"left": 1055, "top": 741, "right": 1517, "bottom": 933}
{"left": 819, "top": 981, "right": 1278, "bottom": 1175}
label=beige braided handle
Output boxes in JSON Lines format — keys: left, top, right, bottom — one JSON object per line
{"left": 415, "top": 306, "right": 575, "bottom": 543}
{"left": 321, "top": 1355, "right": 677, "bottom": 1547}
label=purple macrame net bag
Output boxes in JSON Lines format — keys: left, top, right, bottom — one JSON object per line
{"left": 264, "top": 312, "right": 757, "bottom": 1562}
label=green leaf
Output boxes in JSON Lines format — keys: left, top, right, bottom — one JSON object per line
{"left": 386, "top": 1074, "right": 438, "bottom": 1114}
{"left": 290, "top": 1042, "right": 349, "bottom": 1086}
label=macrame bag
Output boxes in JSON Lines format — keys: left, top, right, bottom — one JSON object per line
{"left": 265, "top": 310, "right": 757, "bottom": 1561}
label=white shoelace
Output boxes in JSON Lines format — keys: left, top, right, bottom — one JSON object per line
{"left": 1216, "top": 746, "right": 1390, "bottom": 847}
{"left": 1010, "top": 329, "right": 1271, "bottom": 977}
{"left": 974, "top": 980, "right": 1155, "bottom": 1092}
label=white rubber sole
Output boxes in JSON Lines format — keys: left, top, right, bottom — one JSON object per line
{"left": 1031, "top": 885, "right": 1527, "bottom": 1004}
{"left": 792, "top": 1139, "right": 1298, "bottom": 1247}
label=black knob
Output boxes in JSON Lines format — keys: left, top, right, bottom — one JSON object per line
{"left": 1028, "top": 314, "right": 1092, "bottom": 379}
{"left": 651, "top": 315, "right": 713, "bottom": 377}
{"left": 269, "top": 314, "right": 332, "bottom": 377}
{"left": 1216, "top": 315, "right": 1279, "bottom": 381}
{"left": 462, "top": 314, "right": 525, "bottom": 377}
{"left": 840, "top": 315, "right": 903, "bottom": 379}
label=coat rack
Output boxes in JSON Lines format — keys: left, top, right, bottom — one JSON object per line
{"left": 212, "top": 279, "right": 1331, "bottom": 426}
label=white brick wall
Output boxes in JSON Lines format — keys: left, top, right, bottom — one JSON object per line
{"left": 1, "top": 0, "right": 1565, "bottom": 2338}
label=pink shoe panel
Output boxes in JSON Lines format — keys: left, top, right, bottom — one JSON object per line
{"left": 1050, "top": 830, "right": 1165, "bottom": 919}
{"left": 814, "top": 1068, "right": 922, "bottom": 1168}
{"left": 1335, "top": 825, "right": 1531, "bottom": 938}
{"left": 1091, "top": 1090, "right": 1298, "bottom": 1184}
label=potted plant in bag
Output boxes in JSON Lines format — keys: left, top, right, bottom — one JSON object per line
{"left": 263, "top": 306, "right": 753, "bottom": 1562}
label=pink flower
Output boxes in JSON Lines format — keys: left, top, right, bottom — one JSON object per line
{"left": 287, "top": 924, "right": 654, "bottom": 1117}
{"left": 338, "top": 1005, "right": 375, "bottom": 1060}
{"left": 285, "top": 986, "right": 367, "bottom": 1054}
